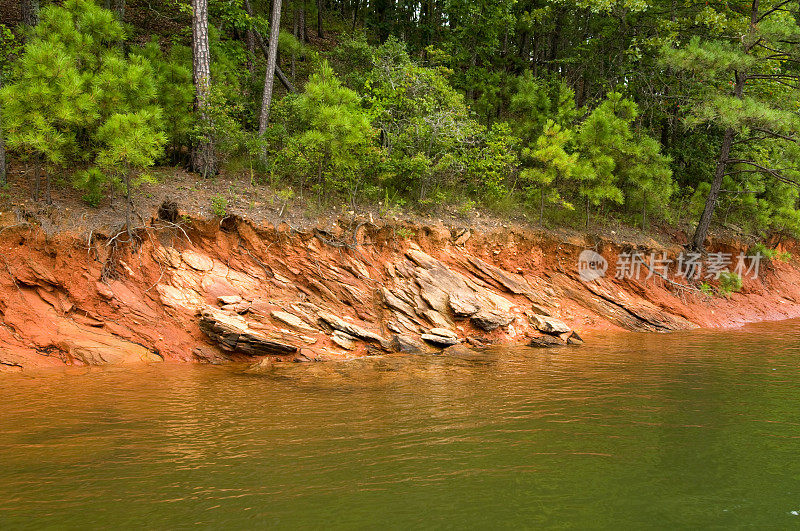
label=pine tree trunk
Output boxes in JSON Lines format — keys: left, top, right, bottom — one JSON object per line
{"left": 586, "top": 196, "right": 590, "bottom": 231}
{"left": 191, "top": 0, "right": 217, "bottom": 177}
{"left": 642, "top": 193, "right": 647, "bottom": 231}
{"left": 300, "top": 2, "right": 308, "bottom": 42}
{"left": 539, "top": 191, "right": 544, "bottom": 225}
{"left": 246, "top": 29, "right": 256, "bottom": 73}
{"left": 258, "top": 0, "right": 283, "bottom": 149}
{"left": 691, "top": 127, "right": 734, "bottom": 251}
{"left": 125, "top": 170, "right": 133, "bottom": 237}
{"left": 316, "top": 0, "right": 324, "bottom": 38}
{"left": 691, "top": 34, "right": 749, "bottom": 252}
{"left": 21, "top": 0, "right": 39, "bottom": 26}
{"left": 113, "top": 0, "right": 125, "bottom": 21}
{"left": 351, "top": 0, "right": 360, "bottom": 31}
{"left": 31, "top": 159, "right": 40, "bottom": 202}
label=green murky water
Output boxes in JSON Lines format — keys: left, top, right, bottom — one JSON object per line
{"left": 2, "top": 321, "right": 800, "bottom": 528}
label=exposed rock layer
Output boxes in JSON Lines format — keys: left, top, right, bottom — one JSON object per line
{"left": 1, "top": 216, "right": 799, "bottom": 371}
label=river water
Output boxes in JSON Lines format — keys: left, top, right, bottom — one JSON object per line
{"left": 2, "top": 320, "right": 800, "bottom": 528}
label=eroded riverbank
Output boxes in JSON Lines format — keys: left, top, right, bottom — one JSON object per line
{"left": 1, "top": 214, "right": 800, "bottom": 371}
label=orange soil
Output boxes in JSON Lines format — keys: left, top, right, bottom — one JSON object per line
{"left": 1, "top": 214, "right": 799, "bottom": 372}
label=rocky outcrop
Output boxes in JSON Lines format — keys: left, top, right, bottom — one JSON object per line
{"left": 2, "top": 214, "right": 800, "bottom": 370}
{"left": 200, "top": 308, "right": 298, "bottom": 356}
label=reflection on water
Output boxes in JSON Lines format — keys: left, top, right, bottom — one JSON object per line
{"left": 2, "top": 321, "right": 800, "bottom": 528}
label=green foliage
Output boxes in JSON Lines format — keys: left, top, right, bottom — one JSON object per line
{"left": 718, "top": 271, "right": 743, "bottom": 297}
{"left": 750, "top": 243, "right": 792, "bottom": 263}
{"left": 74, "top": 168, "right": 113, "bottom": 207}
{"left": 268, "top": 60, "right": 377, "bottom": 203}
{"left": 0, "top": 0, "right": 165, "bottom": 204}
{"left": 138, "top": 40, "right": 194, "bottom": 157}
{"left": 464, "top": 122, "right": 518, "bottom": 200}
{"left": 211, "top": 194, "right": 228, "bottom": 217}
{"left": 1, "top": 0, "right": 799, "bottom": 243}
{"left": 520, "top": 120, "right": 578, "bottom": 220}
{"left": 576, "top": 92, "right": 673, "bottom": 224}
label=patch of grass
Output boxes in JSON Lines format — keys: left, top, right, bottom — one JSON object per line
{"left": 700, "top": 282, "right": 714, "bottom": 296}
{"left": 718, "top": 271, "right": 743, "bottom": 297}
{"left": 395, "top": 227, "right": 415, "bottom": 239}
{"left": 211, "top": 195, "right": 228, "bottom": 217}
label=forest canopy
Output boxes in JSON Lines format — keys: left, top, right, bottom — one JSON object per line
{"left": 1, "top": 0, "right": 799, "bottom": 248}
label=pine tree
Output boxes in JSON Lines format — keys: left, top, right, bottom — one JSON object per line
{"left": 191, "top": 0, "right": 217, "bottom": 177}
{"left": 273, "top": 61, "right": 376, "bottom": 204}
{"left": 576, "top": 92, "right": 673, "bottom": 229}
{"left": 0, "top": 0, "right": 165, "bottom": 209}
{"left": 95, "top": 110, "right": 165, "bottom": 236}
{"left": 520, "top": 120, "right": 578, "bottom": 223}
{"left": 663, "top": 0, "right": 800, "bottom": 250}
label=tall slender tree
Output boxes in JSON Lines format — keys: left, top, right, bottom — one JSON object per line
{"left": 191, "top": 0, "right": 216, "bottom": 177}
{"left": 663, "top": 0, "right": 800, "bottom": 250}
{"left": 258, "top": 0, "right": 283, "bottom": 142}
{"left": 258, "top": 0, "right": 281, "bottom": 157}
{"left": 316, "top": 0, "right": 324, "bottom": 38}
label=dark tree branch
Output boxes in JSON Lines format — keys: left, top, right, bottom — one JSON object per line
{"left": 757, "top": 0, "right": 794, "bottom": 22}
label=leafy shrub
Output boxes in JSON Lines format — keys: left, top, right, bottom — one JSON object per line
{"left": 718, "top": 271, "right": 743, "bottom": 297}
{"left": 268, "top": 60, "right": 378, "bottom": 204}
{"left": 211, "top": 195, "right": 228, "bottom": 217}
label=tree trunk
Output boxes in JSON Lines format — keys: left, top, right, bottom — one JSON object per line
{"left": 586, "top": 196, "right": 590, "bottom": 231}
{"left": 191, "top": 0, "right": 217, "bottom": 177}
{"left": 258, "top": 0, "right": 283, "bottom": 144}
{"left": 642, "top": 193, "right": 647, "bottom": 231}
{"left": 125, "top": 171, "right": 133, "bottom": 237}
{"left": 31, "top": 159, "right": 40, "bottom": 202}
{"left": 691, "top": 127, "right": 735, "bottom": 251}
{"left": 351, "top": 0, "right": 360, "bottom": 31}
{"left": 244, "top": 0, "right": 296, "bottom": 93}
{"left": 113, "top": 0, "right": 125, "bottom": 21}
{"left": 539, "top": 191, "right": 544, "bottom": 225}
{"left": 300, "top": 2, "right": 308, "bottom": 42}
{"left": 316, "top": 0, "right": 324, "bottom": 38}
{"left": 21, "top": 0, "right": 39, "bottom": 26}
{"left": 246, "top": 29, "right": 256, "bottom": 73}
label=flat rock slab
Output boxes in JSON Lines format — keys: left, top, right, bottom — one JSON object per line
{"left": 317, "top": 311, "right": 387, "bottom": 345}
{"left": 331, "top": 330, "right": 357, "bottom": 350}
{"left": 200, "top": 307, "right": 297, "bottom": 356}
{"left": 471, "top": 309, "right": 514, "bottom": 331}
{"left": 421, "top": 333, "right": 460, "bottom": 346}
{"left": 428, "top": 327, "right": 458, "bottom": 340}
{"left": 271, "top": 310, "right": 318, "bottom": 332}
{"left": 389, "top": 334, "right": 435, "bottom": 354}
{"left": 528, "top": 335, "right": 567, "bottom": 348}
{"left": 529, "top": 314, "right": 571, "bottom": 335}
{"left": 218, "top": 295, "right": 243, "bottom": 305}
{"left": 182, "top": 250, "right": 214, "bottom": 271}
